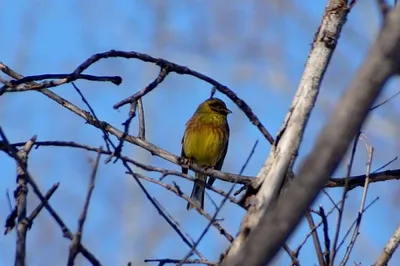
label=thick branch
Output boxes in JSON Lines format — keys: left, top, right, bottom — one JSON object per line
{"left": 327, "top": 169, "right": 400, "bottom": 190}
{"left": 221, "top": 3, "right": 400, "bottom": 265}
{"left": 223, "top": 0, "right": 351, "bottom": 261}
{"left": 375, "top": 225, "right": 400, "bottom": 266}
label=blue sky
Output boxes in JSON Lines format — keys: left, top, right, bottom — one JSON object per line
{"left": 1, "top": 1, "right": 399, "bottom": 265}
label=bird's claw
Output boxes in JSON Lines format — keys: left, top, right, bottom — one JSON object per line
{"left": 181, "top": 157, "right": 193, "bottom": 169}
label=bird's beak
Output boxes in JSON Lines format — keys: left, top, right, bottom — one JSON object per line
{"left": 225, "top": 108, "right": 232, "bottom": 114}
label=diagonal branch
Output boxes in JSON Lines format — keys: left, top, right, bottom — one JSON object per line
{"left": 68, "top": 147, "right": 102, "bottom": 266}
{"left": 0, "top": 65, "right": 254, "bottom": 184}
{"left": 222, "top": 0, "right": 352, "bottom": 262}
{"left": 220, "top": 3, "right": 400, "bottom": 265}
{"left": 375, "top": 225, "right": 400, "bottom": 266}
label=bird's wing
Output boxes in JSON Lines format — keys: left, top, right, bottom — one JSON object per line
{"left": 207, "top": 123, "right": 230, "bottom": 186}
{"left": 181, "top": 135, "right": 188, "bottom": 174}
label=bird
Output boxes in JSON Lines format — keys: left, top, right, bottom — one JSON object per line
{"left": 181, "top": 97, "right": 231, "bottom": 210}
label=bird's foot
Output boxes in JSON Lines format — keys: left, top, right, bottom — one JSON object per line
{"left": 181, "top": 157, "right": 193, "bottom": 169}
{"left": 201, "top": 165, "right": 212, "bottom": 173}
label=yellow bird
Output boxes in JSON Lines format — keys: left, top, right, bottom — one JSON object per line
{"left": 181, "top": 98, "right": 231, "bottom": 210}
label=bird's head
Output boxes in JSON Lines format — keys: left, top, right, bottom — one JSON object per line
{"left": 195, "top": 98, "right": 232, "bottom": 116}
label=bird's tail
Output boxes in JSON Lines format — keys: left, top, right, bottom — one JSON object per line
{"left": 187, "top": 173, "right": 206, "bottom": 210}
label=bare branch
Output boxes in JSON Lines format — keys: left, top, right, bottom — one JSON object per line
{"left": 129, "top": 171, "right": 234, "bottom": 242}
{"left": 137, "top": 98, "right": 146, "bottom": 139}
{"left": 220, "top": 3, "right": 400, "bottom": 265}
{"left": 375, "top": 225, "right": 400, "bottom": 266}
{"left": 123, "top": 161, "right": 234, "bottom": 253}
{"left": 144, "top": 258, "right": 216, "bottom": 265}
{"left": 336, "top": 196, "right": 380, "bottom": 254}
{"left": 25, "top": 183, "right": 59, "bottom": 224}
{"left": 222, "top": 0, "right": 352, "bottom": 262}
{"left": 0, "top": 65, "right": 254, "bottom": 184}
{"left": 340, "top": 146, "right": 374, "bottom": 266}
{"left": 304, "top": 211, "right": 325, "bottom": 266}
{"left": 68, "top": 147, "right": 102, "bottom": 266}
{"left": 3, "top": 135, "right": 36, "bottom": 266}
{"left": 370, "top": 89, "right": 400, "bottom": 111}
{"left": 0, "top": 128, "right": 102, "bottom": 266}
{"left": 114, "top": 67, "right": 169, "bottom": 109}
{"left": 3, "top": 139, "right": 400, "bottom": 193}
{"left": 152, "top": 198, "right": 206, "bottom": 260}
{"left": 178, "top": 141, "right": 259, "bottom": 265}
{"left": 70, "top": 51, "right": 273, "bottom": 143}
{"left": 294, "top": 198, "right": 342, "bottom": 256}
{"left": 327, "top": 169, "right": 400, "bottom": 190}
{"left": 319, "top": 206, "right": 331, "bottom": 265}
{"left": 0, "top": 62, "right": 121, "bottom": 95}
{"left": 0, "top": 140, "right": 243, "bottom": 203}
{"left": 72, "top": 82, "right": 115, "bottom": 153}
{"left": 331, "top": 133, "right": 361, "bottom": 265}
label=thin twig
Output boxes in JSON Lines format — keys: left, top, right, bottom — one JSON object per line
{"left": 131, "top": 171, "right": 233, "bottom": 242}
{"left": 152, "top": 198, "right": 206, "bottom": 260}
{"left": 25, "top": 183, "right": 59, "bottom": 224}
{"left": 319, "top": 206, "right": 331, "bottom": 265}
{"left": 0, "top": 128, "right": 102, "bottom": 266}
{"left": 68, "top": 147, "right": 102, "bottom": 266}
{"left": 322, "top": 189, "right": 340, "bottom": 212}
{"left": 304, "top": 211, "right": 324, "bottom": 266}
{"left": 124, "top": 161, "right": 224, "bottom": 258}
{"left": 372, "top": 156, "right": 397, "bottom": 173}
{"left": 5, "top": 183, "right": 60, "bottom": 235}
{"left": 4, "top": 189, "right": 17, "bottom": 235}
{"left": 335, "top": 196, "right": 380, "bottom": 254}
{"left": 43, "top": 50, "right": 274, "bottom": 143}
{"left": 340, "top": 146, "right": 374, "bottom": 266}
{"left": 137, "top": 98, "right": 146, "bottom": 139}
{"left": 72, "top": 82, "right": 114, "bottom": 152}
{"left": 282, "top": 244, "right": 301, "bottom": 266}
{"left": 0, "top": 73, "right": 121, "bottom": 95}
{"left": 114, "top": 67, "right": 169, "bottom": 109}
{"left": 330, "top": 133, "right": 360, "bottom": 266}
{"left": 111, "top": 69, "right": 164, "bottom": 163}
{"left": 294, "top": 199, "right": 342, "bottom": 257}
{"left": 178, "top": 141, "right": 259, "bottom": 266}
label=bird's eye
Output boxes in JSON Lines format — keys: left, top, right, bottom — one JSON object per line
{"left": 212, "top": 103, "right": 223, "bottom": 109}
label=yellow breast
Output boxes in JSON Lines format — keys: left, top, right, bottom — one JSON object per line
{"left": 183, "top": 123, "right": 226, "bottom": 166}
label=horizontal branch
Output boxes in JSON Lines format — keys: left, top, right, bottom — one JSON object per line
{"left": 0, "top": 140, "right": 246, "bottom": 202}
{"left": 327, "top": 169, "right": 400, "bottom": 190}
{"left": 2, "top": 141, "right": 399, "bottom": 193}
{"left": 0, "top": 115, "right": 253, "bottom": 185}
{"left": 0, "top": 67, "right": 121, "bottom": 95}
{"left": 144, "top": 258, "right": 216, "bottom": 265}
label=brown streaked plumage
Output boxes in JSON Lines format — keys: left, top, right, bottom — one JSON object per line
{"left": 181, "top": 98, "right": 231, "bottom": 210}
